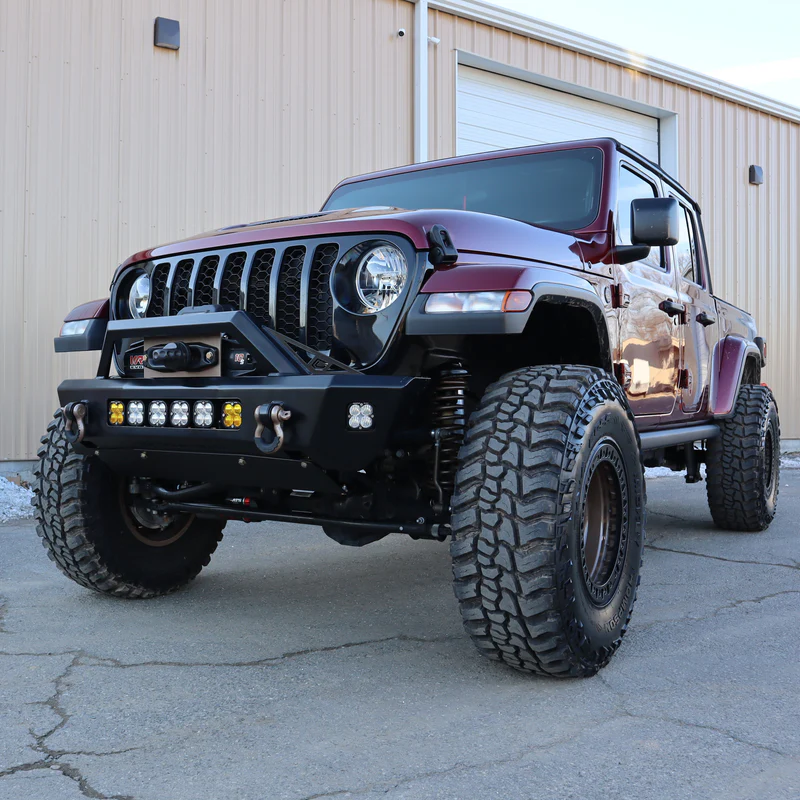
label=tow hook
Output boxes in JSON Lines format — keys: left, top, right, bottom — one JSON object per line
{"left": 62, "top": 401, "right": 88, "bottom": 444}
{"left": 254, "top": 402, "right": 292, "bottom": 455}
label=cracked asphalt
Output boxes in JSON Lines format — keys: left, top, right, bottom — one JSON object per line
{"left": 1, "top": 472, "right": 799, "bottom": 800}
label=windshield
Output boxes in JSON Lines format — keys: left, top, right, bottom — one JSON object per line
{"left": 324, "top": 147, "right": 603, "bottom": 231}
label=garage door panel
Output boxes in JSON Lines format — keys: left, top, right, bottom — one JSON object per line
{"left": 457, "top": 66, "right": 659, "bottom": 162}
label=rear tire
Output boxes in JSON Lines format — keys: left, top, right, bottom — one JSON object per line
{"left": 706, "top": 384, "right": 780, "bottom": 531}
{"left": 451, "top": 366, "right": 645, "bottom": 677}
{"left": 32, "top": 413, "right": 225, "bottom": 598}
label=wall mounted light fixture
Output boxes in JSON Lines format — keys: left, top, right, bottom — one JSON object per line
{"left": 749, "top": 165, "right": 764, "bottom": 185}
{"left": 154, "top": 17, "right": 180, "bottom": 50}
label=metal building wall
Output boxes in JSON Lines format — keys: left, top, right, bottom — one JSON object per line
{"left": 427, "top": 8, "right": 800, "bottom": 440}
{"left": 0, "top": 0, "right": 414, "bottom": 461}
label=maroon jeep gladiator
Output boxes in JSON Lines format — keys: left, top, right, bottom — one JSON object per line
{"left": 35, "top": 138, "right": 780, "bottom": 677}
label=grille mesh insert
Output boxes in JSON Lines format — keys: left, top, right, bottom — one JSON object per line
{"left": 193, "top": 255, "right": 219, "bottom": 307}
{"left": 246, "top": 249, "right": 276, "bottom": 327}
{"left": 170, "top": 259, "right": 195, "bottom": 314}
{"left": 307, "top": 244, "right": 338, "bottom": 351}
{"left": 147, "top": 263, "right": 170, "bottom": 318}
{"left": 220, "top": 251, "right": 246, "bottom": 308}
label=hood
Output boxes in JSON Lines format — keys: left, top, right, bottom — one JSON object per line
{"left": 117, "top": 207, "right": 589, "bottom": 272}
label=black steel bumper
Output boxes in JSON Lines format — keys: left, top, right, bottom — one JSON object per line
{"left": 58, "top": 311, "right": 427, "bottom": 493}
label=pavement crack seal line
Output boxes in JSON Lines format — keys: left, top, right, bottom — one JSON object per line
{"left": 644, "top": 543, "right": 800, "bottom": 572}
{"left": 0, "top": 651, "right": 137, "bottom": 800}
{"left": 70, "top": 633, "right": 462, "bottom": 670}
{"left": 296, "top": 731, "right": 584, "bottom": 800}
{"left": 0, "top": 635, "right": 460, "bottom": 798}
{"left": 595, "top": 674, "right": 791, "bottom": 758}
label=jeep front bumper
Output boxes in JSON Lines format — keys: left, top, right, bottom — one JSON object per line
{"left": 57, "top": 311, "right": 427, "bottom": 493}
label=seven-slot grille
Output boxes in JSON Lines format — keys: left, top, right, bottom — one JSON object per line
{"left": 143, "top": 242, "right": 341, "bottom": 351}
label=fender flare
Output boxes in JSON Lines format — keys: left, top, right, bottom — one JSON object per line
{"left": 406, "top": 280, "right": 612, "bottom": 373}
{"left": 531, "top": 282, "right": 613, "bottom": 373}
{"left": 709, "top": 335, "right": 762, "bottom": 417}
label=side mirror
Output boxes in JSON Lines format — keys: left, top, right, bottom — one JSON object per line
{"left": 630, "top": 197, "right": 680, "bottom": 246}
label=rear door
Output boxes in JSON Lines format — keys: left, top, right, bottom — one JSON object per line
{"left": 614, "top": 163, "right": 680, "bottom": 416}
{"left": 671, "top": 200, "right": 719, "bottom": 413}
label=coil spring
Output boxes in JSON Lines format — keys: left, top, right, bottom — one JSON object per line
{"left": 431, "top": 364, "right": 469, "bottom": 497}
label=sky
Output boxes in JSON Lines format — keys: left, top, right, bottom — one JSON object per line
{"left": 487, "top": 0, "right": 800, "bottom": 108}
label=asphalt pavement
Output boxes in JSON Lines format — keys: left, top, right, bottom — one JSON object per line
{"left": 1, "top": 472, "right": 799, "bottom": 800}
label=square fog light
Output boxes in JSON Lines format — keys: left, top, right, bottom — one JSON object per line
{"left": 193, "top": 400, "right": 214, "bottom": 428}
{"left": 347, "top": 402, "right": 374, "bottom": 430}
{"left": 108, "top": 401, "right": 125, "bottom": 426}
{"left": 222, "top": 402, "right": 242, "bottom": 429}
{"left": 148, "top": 400, "right": 167, "bottom": 427}
{"left": 127, "top": 401, "right": 145, "bottom": 426}
{"left": 170, "top": 401, "right": 189, "bottom": 427}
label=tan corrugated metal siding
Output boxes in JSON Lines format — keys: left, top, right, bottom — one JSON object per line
{"left": 1, "top": 2, "right": 798, "bottom": 460}
{"left": 0, "top": 0, "right": 413, "bottom": 460}
{"left": 428, "top": 8, "right": 800, "bottom": 438}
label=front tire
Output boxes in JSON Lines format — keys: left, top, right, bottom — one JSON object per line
{"left": 451, "top": 366, "right": 645, "bottom": 677}
{"left": 32, "top": 414, "right": 225, "bottom": 598}
{"left": 706, "top": 384, "right": 780, "bottom": 531}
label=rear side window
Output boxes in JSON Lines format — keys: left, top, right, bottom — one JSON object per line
{"left": 617, "top": 165, "right": 664, "bottom": 271}
{"left": 673, "top": 203, "right": 702, "bottom": 286}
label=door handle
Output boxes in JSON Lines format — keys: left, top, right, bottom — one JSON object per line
{"left": 659, "top": 299, "right": 686, "bottom": 319}
{"left": 696, "top": 311, "right": 716, "bottom": 327}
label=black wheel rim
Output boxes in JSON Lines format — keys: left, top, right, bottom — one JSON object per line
{"left": 118, "top": 481, "right": 192, "bottom": 547}
{"left": 764, "top": 423, "right": 779, "bottom": 501}
{"left": 579, "top": 441, "right": 629, "bottom": 606}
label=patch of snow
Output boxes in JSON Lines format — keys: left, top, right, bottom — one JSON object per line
{"left": 0, "top": 477, "right": 34, "bottom": 523}
{"left": 781, "top": 456, "right": 800, "bottom": 470}
{"left": 644, "top": 466, "right": 683, "bottom": 480}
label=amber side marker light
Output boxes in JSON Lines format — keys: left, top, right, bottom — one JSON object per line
{"left": 222, "top": 402, "right": 243, "bottom": 429}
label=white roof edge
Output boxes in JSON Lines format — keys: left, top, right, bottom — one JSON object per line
{"left": 427, "top": 0, "right": 800, "bottom": 124}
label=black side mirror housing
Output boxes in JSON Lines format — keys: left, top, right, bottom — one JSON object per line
{"left": 630, "top": 197, "right": 680, "bottom": 247}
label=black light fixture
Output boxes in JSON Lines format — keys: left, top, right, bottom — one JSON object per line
{"left": 154, "top": 17, "right": 180, "bottom": 50}
{"left": 749, "top": 165, "right": 764, "bottom": 185}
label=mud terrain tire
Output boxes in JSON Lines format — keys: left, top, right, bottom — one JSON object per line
{"left": 33, "top": 414, "right": 225, "bottom": 597}
{"left": 450, "top": 366, "right": 645, "bottom": 677}
{"left": 706, "top": 384, "right": 780, "bottom": 531}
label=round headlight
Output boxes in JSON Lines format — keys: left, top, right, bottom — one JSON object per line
{"left": 128, "top": 273, "right": 151, "bottom": 318}
{"left": 355, "top": 245, "right": 407, "bottom": 313}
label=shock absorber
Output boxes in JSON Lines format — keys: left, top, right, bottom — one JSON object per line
{"left": 430, "top": 363, "right": 470, "bottom": 501}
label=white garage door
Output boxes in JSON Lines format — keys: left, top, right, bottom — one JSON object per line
{"left": 457, "top": 66, "right": 660, "bottom": 162}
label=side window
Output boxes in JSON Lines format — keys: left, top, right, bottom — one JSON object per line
{"left": 673, "top": 202, "right": 702, "bottom": 286}
{"left": 617, "top": 166, "right": 663, "bottom": 270}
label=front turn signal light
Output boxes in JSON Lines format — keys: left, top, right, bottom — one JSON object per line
{"left": 108, "top": 401, "right": 125, "bottom": 426}
{"left": 222, "top": 402, "right": 242, "bottom": 429}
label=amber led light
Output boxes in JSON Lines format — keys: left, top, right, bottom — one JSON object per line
{"left": 108, "top": 401, "right": 125, "bottom": 426}
{"left": 222, "top": 402, "right": 242, "bottom": 429}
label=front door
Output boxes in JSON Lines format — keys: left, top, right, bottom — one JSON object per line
{"left": 671, "top": 200, "right": 719, "bottom": 412}
{"left": 614, "top": 164, "right": 680, "bottom": 416}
